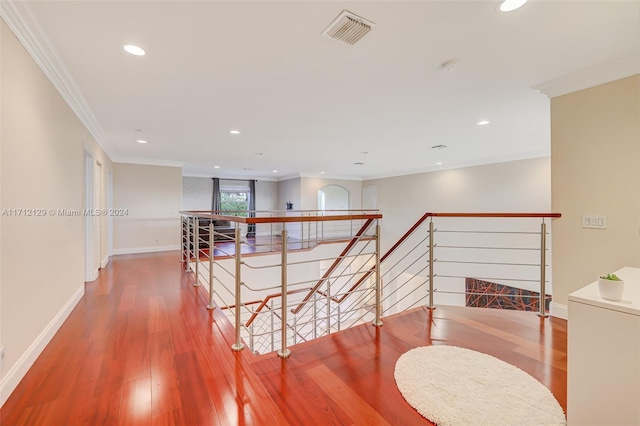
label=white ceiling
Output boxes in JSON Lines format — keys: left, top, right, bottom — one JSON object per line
{"left": 8, "top": 1, "right": 640, "bottom": 180}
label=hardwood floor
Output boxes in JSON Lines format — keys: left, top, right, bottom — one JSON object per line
{"left": 0, "top": 251, "right": 567, "bottom": 425}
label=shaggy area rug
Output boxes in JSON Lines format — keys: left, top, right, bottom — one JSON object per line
{"left": 394, "top": 346, "right": 566, "bottom": 426}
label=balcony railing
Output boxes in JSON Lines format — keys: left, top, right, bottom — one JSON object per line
{"left": 180, "top": 210, "right": 382, "bottom": 357}
{"left": 180, "top": 210, "right": 560, "bottom": 357}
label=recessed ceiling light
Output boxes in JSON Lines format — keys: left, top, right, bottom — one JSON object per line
{"left": 320, "top": 171, "right": 325, "bottom": 174}
{"left": 431, "top": 144, "right": 447, "bottom": 149}
{"left": 214, "top": 165, "right": 220, "bottom": 169}
{"left": 272, "top": 170, "right": 278, "bottom": 173}
{"left": 255, "top": 152, "right": 263, "bottom": 156}
{"left": 499, "top": 0, "right": 528, "bottom": 12}
{"left": 230, "top": 130, "right": 240, "bottom": 135}
{"left": 123, "top": 44, "right": 145, "bottom": 56}
{"left": 354, "top": 162, "right": 365, "bottom": 166}
{"left": 436, "top": 162, "right": 443, "bottom": 165}
{"left": 137, "top": 139, "right": 147, "bottom": 144}
{"left": 477, "top": 120, "right": 490, "bottom": 126}
{"left": 243, "top": 167, "right": 253, "bottom": 171}
{"left": 361, "top": 151, "right": 369, "bottom": 155}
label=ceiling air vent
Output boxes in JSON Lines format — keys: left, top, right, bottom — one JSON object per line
{"left": 322, "top": 10, "right": 375, "bottom": 46}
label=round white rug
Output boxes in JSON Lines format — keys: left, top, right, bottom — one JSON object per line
{"left": 394, "top": 345, "right": 566, "bottom": 426}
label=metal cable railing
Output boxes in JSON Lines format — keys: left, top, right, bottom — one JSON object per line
{"left": 180, "top": 210, "right": 560, "bottom": 357}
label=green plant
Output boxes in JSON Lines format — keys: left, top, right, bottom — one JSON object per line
{"left": 600, "top": 273, "right": 621, "bottom": 281}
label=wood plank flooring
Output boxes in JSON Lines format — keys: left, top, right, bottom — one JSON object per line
{"left": 0, "top": 251, "right": 567, "bottom": 425}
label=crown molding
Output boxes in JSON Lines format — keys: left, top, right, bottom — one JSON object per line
{"left": 533, "top": 54, "right": 640, "bottom": 98}
{"left": 115, "top": 157, "right": 185, "bottom": 168}
{"left": 298, "top": 172, "right": 363, "bottom": 181}
{"left": 362, "top": 150, "right": 550, "bottom": 181}
{"left": 182, "top": 172, "right": 279, "bottom": 182}
{"left": 0, "top": 1, "right": 118, "bottom": 160}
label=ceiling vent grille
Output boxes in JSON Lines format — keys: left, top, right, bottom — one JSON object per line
{"left": 322, "top": 10, "right": 375, "bottom": 46}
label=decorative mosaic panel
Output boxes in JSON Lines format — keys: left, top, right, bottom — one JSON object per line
{"left": 465, "top": 278, "right": 551, "bottom": 312}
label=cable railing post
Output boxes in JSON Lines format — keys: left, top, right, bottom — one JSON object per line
{"left": 373, "top": 222, "right": 383, "bottom": 327}
{"left": 313, "top": 292, "right": 318, "bottom": 339}
{"left": 207, "top": 220, "right": 215, "bottom": 310}
{"left": 326, "top": 280, "right": 331, "bottom": 334}
{"left": 194, "top": 217, "right": 200, "bottom": 287}
{"left": 185, "top": 216, "right": 191, "bottom": 272}
{"left": 181, "top": 216, "right": 186, "bottom": 264}
{"left": 231, "top": 226, "right": 244, "bottom": 351}
{"left": 428, "top": 219, "right": 435, "bottom": 310}
{"left": 293, "top": 317, "right": 297, "bottom": 345}
{"left": 538, "top": 220, "right": 548, "bottom": 318}
{"left": 270, "top": 299, "right": 275, "bottom": 352}
{"left": 249, "top": 305, "right": 254, "bottom": 353}
{"left": 278, "top": 229, "right": 291, "bottom": 359}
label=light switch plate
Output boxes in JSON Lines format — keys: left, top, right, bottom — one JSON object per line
{"left": 582, "top": 216, "right": 607, "bottom": 229}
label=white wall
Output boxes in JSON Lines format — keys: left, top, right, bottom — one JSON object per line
{"left": 113, "top": 163, "right": 182, "bottom": 254}
{"left": 182, "top": 176, "right": 212, "bottom": 211}
{"left": 551, "top": 75, "right": 640, "bottom": 310}
{"left": 278, "top": 177, "right": 300, "bottom": 212}
{"left": 363, "top": 157, "right": 551, "bottom": 253}
{"left": 0, "top": 19, "right": 112, "bottom": 405}
{"left": 300, "top": 177, "right": 362, "bottom": 211}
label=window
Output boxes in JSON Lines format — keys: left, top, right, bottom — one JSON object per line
{"left": 220, "top": 191, "right": 249, "bottom": 217}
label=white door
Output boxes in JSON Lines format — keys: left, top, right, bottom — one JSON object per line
{"left": 84, "top": 154, "right": 98, "bottom": 281}
{"left": 94, "top": 162, "right": 102, "bottom": 269}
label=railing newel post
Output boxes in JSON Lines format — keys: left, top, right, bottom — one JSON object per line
{"left": 372, "top": 222, "right": 383, "bottom": 327}
{"left": 181, "top": 216, "right": 186, "bottom": 264}
{"left": 185, "top": 216, "right": 192, "bottom": 272}
{"left": 326, "top": 280, "right": 331, "bottom": 334}
{"left": 249, "top": 305, "right": 254, "bottom": 352}
{"left": 194, "top": 217, "right": 200, "bottom": 287}
{"left": 207, "top": 219, "right": 215, "bottom": 310}
{"left": 278, "top": 229, "right": 291, "bottom": 358}
{"left": 428, "top": 219, "right": 435, "bottom": 310}
{"left": 231, "top": 225, "right": 245, "bottom": 351}
{"left": 538, "top": 220, "right": 548, "bottom": 318}
{"left": 313, "top": 292, "right": 318, "bottom": 339}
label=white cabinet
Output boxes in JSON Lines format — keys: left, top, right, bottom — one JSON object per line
{"left": 568, "top": 267, "right": 640, "bottom": 426}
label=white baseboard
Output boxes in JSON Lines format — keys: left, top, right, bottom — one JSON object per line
{"left": 112, "top": 245, "right": 180, "bottom": 255}
{"left": 100, "top": 256, "right": 109, "bottom": 269}
{"left": 0, "top": 284, "right": 85, "bottom": 407}
{"left": 550, "top": 302, "right": 568, "bottom": 320}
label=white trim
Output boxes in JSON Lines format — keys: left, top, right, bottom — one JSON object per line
{"left": 112, "top": 245, "right": 180, "bottom": 255}
{"left": 0, "top": 285, "right": 84, "bottom": 407}
{"left": 533, "top": 54, "right": 640, "bottom": 99}
{"left": 182, "top": 172, "right": 279, "bottom": 181}
{"left": 550, "top": 302, "right": 568, "bottom": 320}
{"left": 100, "top": 256, "right": 109, "bottom": 269}
{"left": 297, "top": 172, "right": 363, "bottom": 181}
{"left": 86, "top": 270, "right": 99, "bottom": 283}
{"left": 0, "top": 1, "right": 117, "bottom": 160}
{"left": 115, "top": 158, "right": 185, "bottom": 168}
{"left": 363, "top": 150, "right": 550, "bottom": 181}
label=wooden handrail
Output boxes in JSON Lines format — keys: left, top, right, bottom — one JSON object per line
{"left": 180, "top": 210, "right": 382, "bottom": 224}
{"left": 291, "top": 218, "right": 376, "bottom": 315}
{"left": 244, "top": 287, "right": 320, "bottom": 327}
{"left": 424, "top": 212, "right": 561, "bottom": 218}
